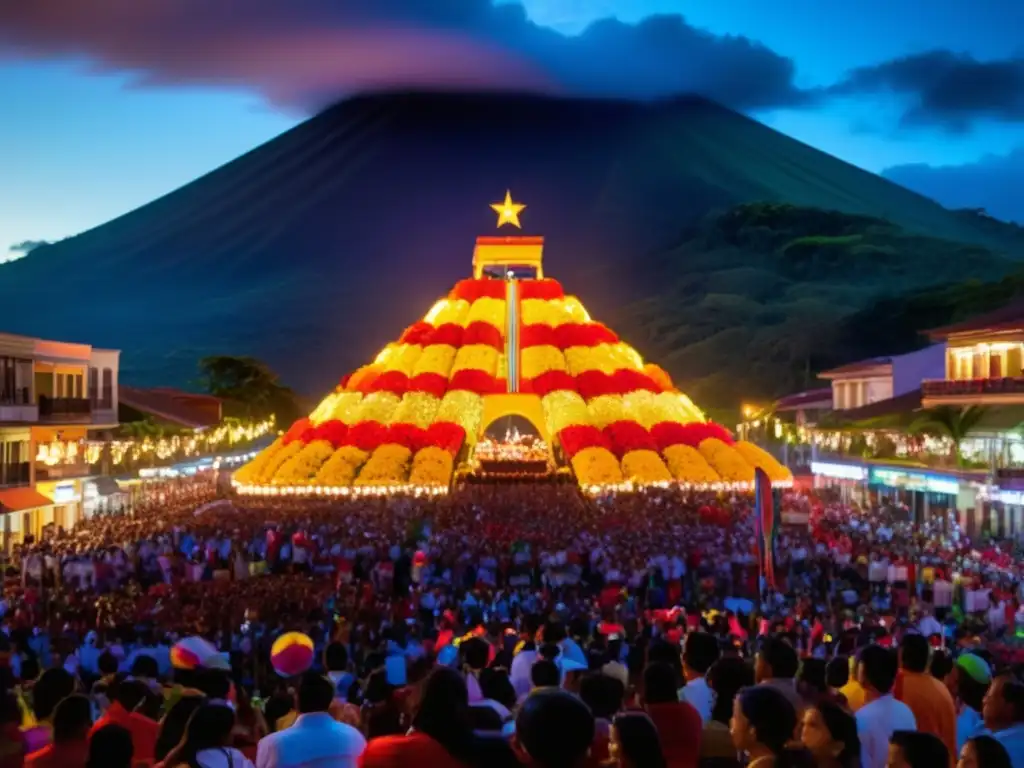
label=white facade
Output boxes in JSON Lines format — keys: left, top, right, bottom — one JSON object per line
{"left": 831, "top": 376, "right": 893, "bottom": 411}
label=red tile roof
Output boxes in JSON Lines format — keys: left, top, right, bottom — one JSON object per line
{"left": 0, "top": 487, "right": 54, "bottom": 513}
{"left": 119, "top": 386, "right": 222, "bottom": 429}
{"left": 773, "top": 388, "right": 833, "bottom": 411}
{"left": 927, "top": 301, "right": 1024, "bottom": 340}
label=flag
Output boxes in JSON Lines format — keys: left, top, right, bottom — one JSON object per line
{"left": 754, "top": 467, "right": 778, "bottom": 590}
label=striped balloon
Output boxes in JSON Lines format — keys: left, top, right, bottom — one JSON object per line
{"left": 171, "top": 636, "right": 219, "bottom": 670}
{"left": 271, "top": 632, "right": 315, "bottom": 677}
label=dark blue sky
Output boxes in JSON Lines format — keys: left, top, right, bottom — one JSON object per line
{"left": 1, "top": 0, "right": 1021, "bottom": 261}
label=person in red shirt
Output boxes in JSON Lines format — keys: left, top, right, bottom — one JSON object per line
{"left": 642, "top": 662, "right": 702, "bottom": 768}
{"left": 26, "top": 694, "right": 91, "bottom": 768}
{"left": 89, "top": 680, "right": 159, "bottom": 763}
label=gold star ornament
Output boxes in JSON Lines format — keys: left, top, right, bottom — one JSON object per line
{"left": 490, "top": 190, "right": 526, "bottom": 229}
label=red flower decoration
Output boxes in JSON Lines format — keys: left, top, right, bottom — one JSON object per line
{"left": 344, "top": 421, "right": 388, "bottom": 452}
{"left": 368, "top": 370, "right": 410, "bottom": 396}
{"left": 559, "top": 425, "right": 609, "bottom": 458}
{"left": 520, "top": 324, "right": 557, "bottom": 348}
{"left": 450, "top": 278, "right": 506, "bottom": 303}
{"left": 603, "top": 420, "right": 656, "bottom": 458}
{"left": 448, "top": 369, "right": 499, "bottom": 395}
{"left": 426, "top": 422, "right": 467, "bottom": 456}
{"left": 575, "top": 371, "right": 617, "bottom": 400}
{"left": 555, "top": 323, "right": 618, "bottom": 349}
{"left": 610, "top": 369, "right": 659, "bottom": 394}
{"left": 387, "top": 423, "right": 429, "bottom": 453}
{"left": 462, "top": 321, "right": 504, "bottom": 350}
{"left": 519, "top": 279, "right": 564, "bottom": 301}
{"left": 338, "top": 373, "right": 352, "bottom": 390}
{"left": 400, "top": 321, "right": 434, "bottom": 345}
{"left": 660, "top": 422, "right": 735, "bottom": 448}
{"left": 282, "top": 418, "right": 311, "bottom": 445}
{"left": 408, "top": 373, "right": 448, "bottom": 399}
{"left": 650, "top": 421, "right": 692, "bottom": 451}
{"left": 526, "top": 370, "right": 576, "bottom": 397}
{"left": 314, "top": 420, "right": 348, "bottom": 448}
{"left": 427, "top": 323, "right": 464, "bottom": 348}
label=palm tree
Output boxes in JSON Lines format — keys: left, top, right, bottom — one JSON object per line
{"left": 909, "top": 405, "right": 988, "bottom": 467}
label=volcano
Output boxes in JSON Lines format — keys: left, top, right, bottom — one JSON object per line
{"left": 0, "top": 91, "right": 1019, "bottom": 401}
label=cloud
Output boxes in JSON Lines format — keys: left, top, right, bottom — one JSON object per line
{"left": 0, "top": 0, "right": 810, "bottom": 111}
{"left": 9, "top": 240, "right": 50, "bottom": 253}
{"left": 883, "top": 147, "right": 1024, "bottom": 225}
{"left": 832, "top": 50, "right": 1024, "bottom": 132}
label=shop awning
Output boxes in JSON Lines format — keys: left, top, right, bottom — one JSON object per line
{"left": 91, "top": 476, "right": 125, "bottom": 497}
{"left": 0, "top": 487, "right": 55, "bottom": 514}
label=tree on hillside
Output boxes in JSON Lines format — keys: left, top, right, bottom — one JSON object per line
{"left": 198, "top": 356, "right": 300, "bottom": 425}
{"left": 909, "top": 405, "right": 988, "bottom": 467}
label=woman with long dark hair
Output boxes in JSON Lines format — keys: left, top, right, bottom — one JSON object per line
{"left": 799, "top": 700, "right": 860, "bottom": 768}
{"left": 159, "top": 704, "right": 254, "bottom": 768}
{"left": 731, "top": 687, "right": 814, "bottom": 768}
{"left": 957, "top": 735, "right": 1011, "bottom": 768}
{"left": 360, "top": 667, "right": 475, "bottom": 767}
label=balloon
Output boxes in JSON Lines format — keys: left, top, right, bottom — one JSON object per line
{"left": 171, "top": 636, "right": 220, "bottom": 670}
{"left": 271, "top": 632, "right": 315, "bottom": 677}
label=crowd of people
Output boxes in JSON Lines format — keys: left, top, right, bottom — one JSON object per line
{"left": 1, "top": 473, "right": 1024, "bottom": 767}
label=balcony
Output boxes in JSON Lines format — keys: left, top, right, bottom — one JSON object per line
{"left": 0, "top": 462, "right": 30, "bottom": 487}
{"left": 922, "top": 377, "right": 1024, "bottom": 405}
{"left": 35, "top": 461, "right": 89, "bottom": 481}
{"left": 37, "top": 396, "right": 92, "bottom": 423}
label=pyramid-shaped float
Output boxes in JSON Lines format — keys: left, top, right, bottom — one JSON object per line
{"left": 233, "top": 194, "right": 792, "bottom": 496}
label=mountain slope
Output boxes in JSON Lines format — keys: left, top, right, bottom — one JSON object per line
{"left": 1, "top": 91, "right": 1019, "bottom": 399}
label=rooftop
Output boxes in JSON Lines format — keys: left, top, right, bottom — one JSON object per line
{"left": 818, "top": 357, "right": 893, "bottom": 379}
{"left": 927, "top": 301, "right": 1024, "bottom": 340}
{"left": 119, "top": 386, "right": 222, "bottom": 429}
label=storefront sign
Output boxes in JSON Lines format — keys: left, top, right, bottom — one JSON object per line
{"left": 991, "top": 489, "right": 1024, "bottom": 506}
{"left": 810, "top": 461, "right": 867, "bottom": 481}
{"left": 869, "top": 468, "right": 959, "bottom": 496}
{"left": 51, "top": 481, "right": 80, "bottom": 503}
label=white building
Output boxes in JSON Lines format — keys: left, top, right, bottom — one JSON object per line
{"left": 818, "top": 345, "right": 946, "bottom": 411}
{"left": 0, "top": 332, "right": 120, "bottom": 545}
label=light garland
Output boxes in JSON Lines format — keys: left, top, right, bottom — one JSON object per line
{"left": 233, "top": 481, "right": 449, "bottom": 498}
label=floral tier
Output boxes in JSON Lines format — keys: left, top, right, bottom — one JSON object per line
{"left": 232, "top": 276, "right": 793, "bottom": 494}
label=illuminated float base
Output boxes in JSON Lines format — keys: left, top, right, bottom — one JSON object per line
{"left": 231, "top": 192, "right": 794, "bottom": 498}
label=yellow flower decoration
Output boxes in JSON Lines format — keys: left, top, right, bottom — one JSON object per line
{"left": 698, "top": 438, "right": 756, "bottom": 484}
{"left": 383, "top": 344, "right": 423, "bottom": 376}
{"left": 620, "top": 449, "right": 672, "bottom": 484}
{"left": 355, "top": 443, "right": 413, "bottom": 486}
{"left": 254, "top": 440, "right": 303, "bottom": 484}
{"left": 521, "top": 298, "right": 563, "bottom": 327}
{"left": 355, "top": 391, "right": 401, "bottom": 424}
{"left": 374, "top": 344, "right": 399, "bottom": 367}
{"left": 621, "top": 390, "right": 660, "bottom": 428}
{"left": 559, "top": 296, "right": 591, "bottom": 323}
{"left": 564, "top": 344, "right": 621, "bottom": 376}
{"left": 571, "top": 446, "right": 624, "bottom": 485}
{"left": 413, "top": 344, "right": 457, "bottom": 377}
{"left": 587, "top": 395, "right": 626, "bottom": 429}
{"left": 521, "top": 346, "right": 568, "bottom": 379}
{"left": 409, "top": 446, "right": 454, "bottom": 486}
{"left": 233, "top": 437, "right": 284, "bottom": 484}
{"left": 309, "top": 393, "right": 340, "bottom": 426}
{"left": 326, "top": 392, "right": 365, "bottom": 425}
{"left": 652, "top": 392, "right": 705, "bottom": 424}
{"left": 392, "top": 392, "right": 441, "bottom": 429}
{"left": 663, "top": 444, "right": 721, "bottom": 485}
{"left": 465, "top": 297, "right": 506, "bottom": 332}
{"left": 733, "top": 441, "right": 793, "bottom": 484}
{"left": 452, "top": 344, "right": 499, "bottom": 376}
{"left": 497, "top": 353, "right": 507, "bottom": 382}
{"left": 436, "top": 390, "right": 484, "bottom": 438}
{"left": 272, "top": 440, "right": 335, "bottom": 485}
{"left": 430, "top": 298, "right": 470, "bottom": 326}
{"left": 607, "top": 343, "right": 643, "bottom": 370}
{"left": 541, "top": 390, "right": 590, "bottom": 435}
{"left": 315, "top": 446, "right": 370, "bottom": 486}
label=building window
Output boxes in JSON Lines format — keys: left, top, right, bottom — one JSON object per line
{"left": 101, "top": 368, "right": 113, "bottom": 409}
{"left": 0, "top": 357, "right": 32, "bottom": 405}
{"left": 89, "top": 368, "right": 98, "bottom": 405}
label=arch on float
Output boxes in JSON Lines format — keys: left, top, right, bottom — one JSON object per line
{"left": 479, "top": 393, "right": 550, "bottom": 445}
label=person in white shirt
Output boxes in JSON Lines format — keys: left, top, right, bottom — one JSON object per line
{"left": 680, "top": 631, "right": 719, "bottom": 723}
{"left": 855, "top": 644, "right": 916, "bottom": 768}
{"left": 256, "top": 672, "right": 366, "bottom": 768}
